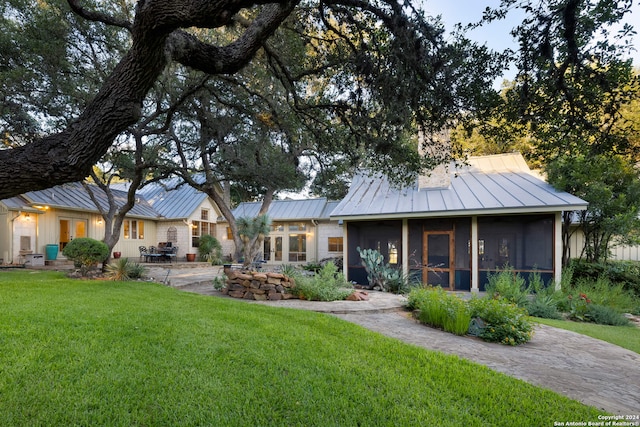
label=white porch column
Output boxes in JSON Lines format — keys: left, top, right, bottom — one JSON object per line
{"left": 554, "top": 212, "right": 563, "bottom": 290}
{"left": 341, "top": 220, "right": 348, "bottom": 278}
{"left": 471, "top": 216, "right": 479, "bottom": 293}
{"left": 402, "top": 219, "right": 409, "bottom": 279}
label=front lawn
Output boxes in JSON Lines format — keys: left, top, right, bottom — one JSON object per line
{"left": 0, "top": 271, "right": 604, "bottom": 426}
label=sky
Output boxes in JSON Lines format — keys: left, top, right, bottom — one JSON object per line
{"left": 421, "top": 0, "right": 640, "bottom": 83}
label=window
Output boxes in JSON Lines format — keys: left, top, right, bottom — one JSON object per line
{"left": 227, "top": 227, "right": 233, "bottom": 240}
{"left": 388, "top": 240, "right": 399, "bottom": 264}
{"left": 328, "top": 237, "right": 343, "bottom": 252}
{"left": 192, "top": 220, "right": 216, "bottom": 247}
{"left": 288, "top": 234, "right": 307, "bottom": 262}
{"left": 271, "top": 223, "right": 284, "bottom": 232}
{"left": 123, "top": 220, "right": 144, "bottom": 239}
{"left": 201, "top": 209, "right": 209, "bottom": 221}
{"left": 289, "top": 223, "right": 307, "bottom": 232}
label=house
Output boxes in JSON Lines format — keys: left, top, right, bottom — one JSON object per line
{"left": 1, "top": 153, "right": 589, "bottom": 290}
{"left": 227, "top": 198, "right": 342, "bottom": 264}
{"left": 330, "top": 153, "right": 588, "bottom": 292}
{"left": 0, "top": 179, "right": 223, "bottom": 264}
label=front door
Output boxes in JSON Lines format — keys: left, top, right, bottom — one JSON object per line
{"left": 59, "top": 218, "right": 87, "bottom": 250}
{"left": 423, "top": 231, "right": 455, "bottom": 290}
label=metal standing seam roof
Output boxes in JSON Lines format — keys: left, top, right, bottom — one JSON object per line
{"left": 330, "top": 153, "right": 588, "bottom": 220}
{"left": 232, "top": 198, "right": 338, "bottom": 221}
{"left": 1, "top": 178, "right": 210, "bottom": 220}
{"left": 136, "top": 177, "right": 208, "bottom": 220}
{"left": 7, "top": 182, "right": 159, "bottom": 218}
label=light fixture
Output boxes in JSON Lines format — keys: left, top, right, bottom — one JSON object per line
{"left": 24, "top": 213, "right": 31, "bottom": 221}
{"left": 97, "top": 218, "right": 103, "bottom": 225}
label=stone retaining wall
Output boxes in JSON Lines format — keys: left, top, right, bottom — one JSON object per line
{"left": 221, "top": 270, "right": 298, "bottom": 301}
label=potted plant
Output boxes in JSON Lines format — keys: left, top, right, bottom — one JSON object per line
{"left": 113, "top": 251, "right": 121, "bottom": 259}
{"left": 186, "top": 253, "right": 196, "bottom": 262}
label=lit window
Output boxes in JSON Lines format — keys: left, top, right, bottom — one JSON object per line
{"left": 388, "top": 241, "right": 398, "bottom": 264}
{"left": 328, "top": 237, "right": 343, "bottom": 252}
{"left": 123, "top": 220, "right": 144, "bottom": 239}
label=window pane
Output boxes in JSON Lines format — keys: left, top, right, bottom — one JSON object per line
{"left": 328, "top": 237, "right": 343, "bottom": 252}
{"left": 139, "top": 221, "right": 144, "bottom": 239}
{"left": 388, "top": 240, "right": 399, "bottom": 264}
{"left": 289, "top": 234, "right": 306, "bottom": 262}
{"left": 290, "top": 223, "right": 307, "bottom": 232}
{"left": 427, "top": 234, "right": 449, "bottom": 267}
{"left": 131, "top": 220, "right": 137, "bottom": 239}
{"left": 201, "top": 209, "right": 209, "bottom": 221}
{"left": 124, "top": 221, "right": 130, "bottom": 239}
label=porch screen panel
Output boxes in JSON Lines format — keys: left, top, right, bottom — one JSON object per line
{"left": 477, "top": 214, "right": 554, "bottom": 288}
{"left": 454, "top": 218, "right": 471, "bottom": 291}
{"left": 347, "top": 221, "right": 402, "bottom": 286}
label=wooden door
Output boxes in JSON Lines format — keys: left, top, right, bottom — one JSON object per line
{"left": 423, "top": 231, "right": 455, "bottom": 290}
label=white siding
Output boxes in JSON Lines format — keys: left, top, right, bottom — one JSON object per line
{"left": 317, "top": 222, "right": 344, "bottom": 261}
{"left": 569, "top": 227, "right": 640, "bottom": 261}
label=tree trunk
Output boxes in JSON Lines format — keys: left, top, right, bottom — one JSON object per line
{"left": 0, "top": 0, "right": 298, "bottom": 199}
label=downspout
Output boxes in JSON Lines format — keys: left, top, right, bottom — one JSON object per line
{"left": 311, "top": 219, "right": 319, "bottom": 262}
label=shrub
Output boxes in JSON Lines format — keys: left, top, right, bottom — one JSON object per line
{"left": 570, "top": 259, "right": 640, "bottom": 298}
{"left": 212, "top": 276, "right": 226, "bottom": 291}
{"left": 585, "top": 304, "right": 631, "bottom": 326}
{"left": 280, "top": 264, "right": 303, "bottom": 280}
{"left": 406, "top": 287, "right": 432, "bottom": 311}
{"left": 409, "top": 287, "right": 471, "bottom": 336}
{"left": 127, "top": 262, "right": 146, "bottom": 279}
{"left": 469, "top": 297, "right": 533, "bottom": 346}
{"left": 197, "top": 235, "right": 223, "bottom": 264}
{"left": 526, "top": 295, "right": 563, "bottom": 320}
{"left": 576, "top": 276, "right": 637, "bottom": 312}
{"left": 293, "top": 262, "right": 353, "bottom": 301}
{"left": 105, "top": 258, "right": 147, "bottom": 281}
{"left": 485, "top": 266, "right": 529, "bottom": 307}
{"left": 62, "top": 238, "right": 109, "bottom": 275}
{"left": 566, "top": 292, "right": 591, "bottom": 322}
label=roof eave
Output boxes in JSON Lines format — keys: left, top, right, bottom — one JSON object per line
{"left": 331, "top": 204, "right": 589, "bottom": 221}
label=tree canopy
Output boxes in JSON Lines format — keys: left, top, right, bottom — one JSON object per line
{"left": 0, "top": 0, "right": 503, "bottom": 199}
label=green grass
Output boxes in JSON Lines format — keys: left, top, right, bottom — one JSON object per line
{"left": 0, "top": 271, "right": 605, "bottom": 426}
{"left": 534, "top": 317, "right": 640, "bottom": 354}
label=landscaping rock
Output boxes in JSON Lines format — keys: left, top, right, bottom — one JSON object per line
{"left": 346, "top": 290, "right": 369, "bottom": 301}
{"left": 222, "top": 270, "right": 298, "bottom": 301}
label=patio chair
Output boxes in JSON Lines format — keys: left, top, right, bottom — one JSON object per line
{"left": 166, "top": 246, "right": 178, "bottom": 263}
{"left": 138, "top": 246, "right": 148, "bottom": 262}
{"left": 147, "top": 246, "right": 161, "bottom": 263}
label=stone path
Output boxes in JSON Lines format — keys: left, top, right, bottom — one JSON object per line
{"left": 334, "top": 310, "right": 640, "bottom": 415}
{"left": 160, "top": 266, "right": 640, "bottom": 415}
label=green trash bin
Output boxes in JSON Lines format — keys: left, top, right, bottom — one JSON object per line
{"left": 45, "top": 244, "right": 59, "bottom": 261}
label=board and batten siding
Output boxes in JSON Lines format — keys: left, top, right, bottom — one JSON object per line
{"left": 568, "top": 227, "right": 640, "bottom": 261}
{"left": 316, "top": 222, "right": 344, "bottom": 261}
